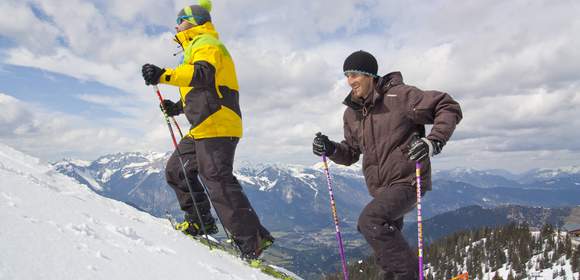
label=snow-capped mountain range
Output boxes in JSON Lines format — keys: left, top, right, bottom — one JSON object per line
{"left": 53, "top": 153, "right": 371, "bottom": 230}
{"left": 0, "top": 143, "right": 291, "bottom": 280}
{"left": 53, "top": 152, "right": 580, "bottom": 225}
{"left": 434, "top": 166, "right": 580, "bottom": 189}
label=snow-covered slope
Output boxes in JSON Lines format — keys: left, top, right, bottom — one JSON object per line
{"left": 0, "top": 143, "right": 278, "bottom": 280}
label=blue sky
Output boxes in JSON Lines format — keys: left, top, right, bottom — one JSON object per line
{"left": 1, "top": 0, "right": 579, "bottom": 172}
{"left": 1, "top": 65, "right": 126, "bottom": 117}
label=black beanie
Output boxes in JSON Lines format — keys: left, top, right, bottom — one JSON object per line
{"left": 343, "top": 50, "right": 378, "bottom": 77}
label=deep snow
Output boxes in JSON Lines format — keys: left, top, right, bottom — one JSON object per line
{"left": 0, "top": 142, "right": 279, "bottom": 280}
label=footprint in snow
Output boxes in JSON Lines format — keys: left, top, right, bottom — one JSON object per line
{"left": 105, "top": 224, "right": 143, "bottom": 241}
{"left": 146, "top": 245, "right": 176, "bottom": 255}
{"left": 22, "top": 215, "right": 41, "bottom": 224}
{"left": 1, "top": 192, "right": 19, "bottom": 207}
{"left": 197, "top": 261, "right": 246, "bottom": 280}
{"left": 82, "top": 213, "right": 101, "bottom": 225}
{"left": 86, "top": 265, "right": 98, "bottom": 272}
{"left": 67, "top": 223, "right": 99, "bottom": 239}
{"left": 95, "top": 250, "right": 111, "bottom": 261}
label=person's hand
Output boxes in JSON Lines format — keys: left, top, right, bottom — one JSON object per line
{"left": 407, "top": 137, "right": 443, "bottom": 161}
{"left": 313, "top": 132, "right": 336, "bottom": 156}
{"left": 142, "top": 64, "right": 165, "bottom": 85}
{"left": 160, "top": 99, "right": 183, "bottom": 117}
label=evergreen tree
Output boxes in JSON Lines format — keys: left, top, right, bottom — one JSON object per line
{"left": 556, "top": 236, "right": 565, "bottom": 259}
{"left": 466, "top": 256, "right": 474, "bottom": 276}
{"left": 542, "top": 249, "right": 551, "bottom": 269}
{"left": 541, "top": 224, "right": 554, "bottom": 237}
{"left": 512, "top": 252, "right": 523, "bottom": 274}
{"left": 565, "top": 235, "right": 572, "bottom": 258}
{"left": 507, "top": 269, "right": 515, "bottom": 280}
{"left": 533, "top": 235, "right": 542, "bottom": 254}
{"left": 572, "top": 244, "right": 580, "bottom": 273}
{"left": 537, "top": 256, "right": 545, "bottom": 270}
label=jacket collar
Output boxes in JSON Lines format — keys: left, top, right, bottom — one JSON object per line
{"left": 174, "top": 22, "right": 219, "bottom": 48}
{"left": 342, "top": 71, "right": 404, "bottom": 111}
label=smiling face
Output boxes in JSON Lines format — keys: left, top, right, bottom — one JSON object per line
{"left": 346, "top": 72, "right": 375, "bottom": 99}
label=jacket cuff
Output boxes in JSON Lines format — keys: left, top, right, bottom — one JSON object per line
{"left": 426, "top": 134, "right": 446, "bottom": 146}
{"left": 159, "top": 68, "right": 174, "bottom": 84}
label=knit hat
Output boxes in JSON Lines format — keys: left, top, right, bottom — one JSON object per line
{"left": 343, "top": 50, "right": 378, "bottom": 77}
{"left": 176, "top": 0, "right": 212, "bottom": 26}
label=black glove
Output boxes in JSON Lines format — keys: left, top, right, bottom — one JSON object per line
{"left": 160, "top": 99, "right": 183, "bottom": 117}
{"left": 142, "top": 64, "right": 165, "bottom": 85}
{"left": 313, "top": 132, "right": 336, "bottom": 156}
{"left": 407, "top": 136, "right": 444, "bottom": 161}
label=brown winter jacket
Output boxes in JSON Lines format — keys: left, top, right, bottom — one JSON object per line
{"left": 329, "top": 72, "right": 462, "bottom": 197}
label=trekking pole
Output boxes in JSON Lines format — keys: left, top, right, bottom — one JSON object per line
{"left": 152, "top": 85, "right": 212, "bottom": 250}
{"left": 171, "top": 114, "right": 184, "bottom": 138}
{"left": 320, "top": 152, "right": 349, "bottom": 280}
{"left": 416, "top": 162, "right": 424, "bottom": 280}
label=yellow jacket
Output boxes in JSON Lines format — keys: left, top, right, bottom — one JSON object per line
{"left": 159, "top": 22, "right": 242, "bottom": 139}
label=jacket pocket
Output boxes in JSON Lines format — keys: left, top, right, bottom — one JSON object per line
{"left": 389, "top": 146, "right": 415, "bottom": 186}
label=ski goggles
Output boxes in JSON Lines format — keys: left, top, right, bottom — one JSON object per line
{"left": 176, "top": 15, "right": 194, "bottom": 25}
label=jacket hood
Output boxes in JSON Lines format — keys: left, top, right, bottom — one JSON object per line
{"left": 376, "top": 71, "right": 404, "bottom": 91}
{"left": 174, "top": 22, "right": 219, "bottom": 48}
{"left": 342, "top": 71, "right": 404, "bottom": 110}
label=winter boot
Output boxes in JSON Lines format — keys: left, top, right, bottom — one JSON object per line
{"left": 239, "top": 235, "right": 275, "bottom": 262}
{"left": 175, "top": 212, "right": 218, "bottom": 236}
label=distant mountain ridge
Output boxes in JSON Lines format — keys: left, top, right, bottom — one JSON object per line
{"left": 52, "top": 152, "right": 580, "bottom": 222}
{"left": 54, "top": 152, "right": 177, "bottom": 217}
{"left": 434, "top": 166, "right": 580, "bottom": 189}
{"left": 403, "top": 205, "right": 574, "bottom": 245}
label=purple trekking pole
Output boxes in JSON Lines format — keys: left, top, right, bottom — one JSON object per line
{"left": 416, "top": 162, "right": 424, "bottom": 280}
{"left": 320, "top": 154, "right": 349, "bottom": 280}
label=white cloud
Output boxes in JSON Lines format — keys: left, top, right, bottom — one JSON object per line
{"left": 0, "top": 93, "right": 166, "bottom": 160}
{"left": 0, "top": 1, "right": 61, "bottom": 54}
{"left": 77, "top": 94, "right": 123, "bottom": 106}
{"left": 0, "top": 94, "right": 29, "bottom": 134}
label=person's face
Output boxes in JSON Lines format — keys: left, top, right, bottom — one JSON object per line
{"left": 175, "top": 20, "right": 194, "bottom": 32}
{"left": 346, "top": 72, "right": 374, "bottom": 99}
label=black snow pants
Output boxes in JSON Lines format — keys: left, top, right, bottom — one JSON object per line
{"left": 165, "top": 136, "right": 271, "bottom": 255}
{"left": 358, "top": 184, "right": 419, "bottom": 280}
